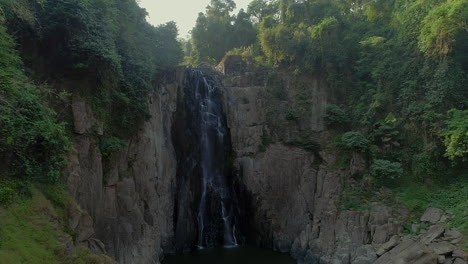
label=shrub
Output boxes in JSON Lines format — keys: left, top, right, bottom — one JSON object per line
{"left": 323, "top": 104, "right": 348, "bottom": 127}
{"left": 285, "top": 109, "right": 301, "bottom": 121}
{"left": 374, "top": 121, "right": 399, "bottom": 139}
{"left": 441, "top": 109, "right": 468, "bottom": 161}
{"left": 286, "top": 138, "right": 320, "bottom": 153}
{"left": 341, "top": 132, "right": 370, "bottom": 152}
{"left": 411, "top": 146, "right": 441, "bottom": 181}
{"left": 99, "top": 136, "right": 127, "bottom": 158}
{"left": 226, "top": 45, "right": 254, "bottom": 60}
{"left": 0, "top": 187, "right": 15, "bottom": 204}
{"left": 369, "top": 159, "right": 403, "bottom": 180}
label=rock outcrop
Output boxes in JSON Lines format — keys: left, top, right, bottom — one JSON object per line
{"left": 64, "top": 69, "right": 184, "bottom": 264}
{"left": 220, "top": 55, "right": 467, "bottom": 264}
{"left": 222, "top": 56, "right": 389, "bottom": 263}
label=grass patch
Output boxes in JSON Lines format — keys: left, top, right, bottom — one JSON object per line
{"left": 395, "top": 178, "right": 468, "bottom": 247}
{"left": 0, "top": 190, "right": 66, "bottom": 264}
{"left": 0, "top": 188, "right": 114, "bottom": 263}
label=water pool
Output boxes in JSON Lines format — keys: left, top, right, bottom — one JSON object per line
{"left": 162, "top": 246, "right": 296, "bottom": 264}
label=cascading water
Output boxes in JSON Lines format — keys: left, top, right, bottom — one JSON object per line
{"left": 181, "top": 69, "right": 239, "bottom": 249}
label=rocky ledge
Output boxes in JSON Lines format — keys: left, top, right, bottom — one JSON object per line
{"left": 375, "top": 207, "right": 467, "bottom": 264}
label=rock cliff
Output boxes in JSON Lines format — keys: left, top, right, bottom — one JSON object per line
{"left": 64, "top": 69, "right": 184, "bottom": 264}
{"left": 221, "top": 57, "right": 390, "bottom": 263}
{"left": 220, "top": 55, "right": 467, "bottom": 264}
{"left": 62, "top": 58, "right": 466, "bottom": 264}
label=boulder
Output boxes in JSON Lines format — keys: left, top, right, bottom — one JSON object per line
{"left": 87, "top": 238, "right": 107, "bottom": 255}
{"left": 353, "top": 245, "right": 378, "bottom": 264}
{"left": 444, "top": 258, "right": 454, "bottom": 264}
{"left": 76, "top": 212, "right": 95, "bottom": 242}
{"left": 454, "top": 258, "right": 467, "bottom": 264}
{"left": 453, "top": 249, "right": 467, "bottom": 260}
{"left": 428, "top": 241, "right": 456, "bottom": 255}
{"left": 439, "top": 255, "right": 446, "bottom": 264}
{"left": 421, "top": 208, "right": 443, "bottom": 224}
{"left": 374, "top": 239, "right": 438, "bottom": 264}
{"left": 444, "top": 230, "right": 463, "bottom": 243}
{"left": 412, "top": 223, "right": 421, "bottom": 233}
{"left": 376, "top": 235, "right": 400, "bottom": 256}
{"left": 420, "top": 225, "right": 445, "bottom": 244}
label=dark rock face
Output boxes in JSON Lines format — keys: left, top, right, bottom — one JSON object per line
{"left": 65, "top": 67, "right": 243, "bottom": 263}
{"left": 65, "top": 69, "right": 182, "bottom": 264}
{"left": 221, "top": 57, "right": 390, "bottom": 263}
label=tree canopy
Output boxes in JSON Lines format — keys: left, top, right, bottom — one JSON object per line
{"left": 189, "top": 0, "right": 257, "bottom": 64}
{"left": 186, "top": 0, "right": 468, "bottom": 181}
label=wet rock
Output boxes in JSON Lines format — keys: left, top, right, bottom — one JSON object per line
{"left": 421, "top": 208, "right": 443, "bottom": 224}
{"left": 291, "top": 230, "right": 309, "bottom": 259}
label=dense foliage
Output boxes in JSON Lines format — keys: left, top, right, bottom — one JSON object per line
{"left": 369, "top": 159, "right": 403, "bottom": 180}
{"left": 189, "top": 0, "right": 257, "bottom": 64}
{"left": 184, "top": 0, "right": 468, "bottom": 229}
{"left": 0, "top": 21, "right": 69, "bottom": 184}
{"left": 341, "top": 132, "right": 370, "bottom": 152}
{"left": 185, "top": 0, "right": 467, "bottom": 184}
{"left": 442, "top": 109, "right": 468, "bottom": 161}
{"left": 1, "top": 0, "right": 183, "bottom": 134}
{"left": 0, "top": 0, "right": 182, "bottom": 189}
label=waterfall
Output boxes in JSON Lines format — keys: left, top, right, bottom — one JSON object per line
{"left": 182, "top": 69, "right": 239, "bottom": 249}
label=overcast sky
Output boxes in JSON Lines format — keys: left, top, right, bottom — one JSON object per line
{"left": 138, "top": 0, "right": 252, "bottom": 39}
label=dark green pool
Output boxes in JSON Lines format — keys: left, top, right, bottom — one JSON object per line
{"left": 162, "top": 246, "right": 296, "bottom": 264}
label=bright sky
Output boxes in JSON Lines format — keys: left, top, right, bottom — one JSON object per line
{"left": 138, "top": 0, "right": 252, "bottom": 39}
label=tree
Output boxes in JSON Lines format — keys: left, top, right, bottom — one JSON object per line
{"left": 418, "top": 0, "right": 468, "bottom": 57}
{"left": 442, "top": 109, "right": 468, "bottom": 161}
{"left": 190, "top": 0, "right": 256, "bottom": 64}
{"left": 207, "top": 0, "right": 236, "bottom": 17}
{"left": 230, "top": 9, "right": 257, "bottom": 49}
{"left": 341, "top": 132, "right": 371, "bottom": 152}
{"left": 369, "top": 160, "right": 403, "bottom": 180}
{"left": 247, "top": 0, "right": 279, "bottom": 23}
